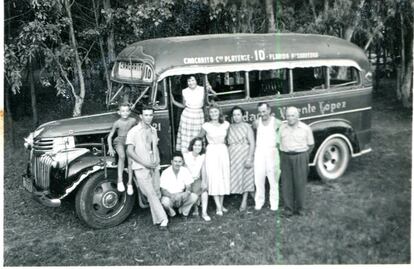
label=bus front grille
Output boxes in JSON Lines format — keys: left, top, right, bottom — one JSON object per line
{"left": 32, "top": 155, "right": 54, "bottom": 190}
{"left": 33, "top": 138, "right": 54, "bottom": 152}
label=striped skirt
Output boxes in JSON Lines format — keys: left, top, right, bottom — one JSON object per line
{"left": 176, "top": 107, "right": 204, "bottom": 153}
{"left": 229, "top": 143, "right": 255, "bottom": 194}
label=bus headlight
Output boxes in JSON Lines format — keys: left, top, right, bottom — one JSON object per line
{"left": 24, "top": 128, "right": 44, "bottom": 149}
{"left": 24, "top": 133, "right": 34, "bottom": 149}
{"left": 53, "top": 136, "right": 75, "bottom": 153}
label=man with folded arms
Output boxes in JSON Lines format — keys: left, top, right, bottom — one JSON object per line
{"left": 280, "top": 106, "right": 314, "bottom": 217}
{"left": 160, "top": 152, "right": 198, "bottom": 220}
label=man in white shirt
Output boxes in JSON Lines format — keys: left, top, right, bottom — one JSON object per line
{"left": 253, "top": 102, "right": 282, "bottom": 211}
{"left": 160, "top": 152, "right": 198, "bottom": 220}
{"left": 280, "top": 106, "right": 314, "bottom": 217}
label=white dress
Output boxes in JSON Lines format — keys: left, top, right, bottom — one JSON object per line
{"left": 202, "top": 121, "right": 230, "bottom": 195}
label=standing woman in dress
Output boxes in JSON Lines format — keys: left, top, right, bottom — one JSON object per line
{"left": 198, "top": 103, "right": 230, "bottom": 215}
{"left": 175, "top": 75, "right": 206, "bottom": 153}
{"left": 228, "top": 106, "right": 255, "bottom": 211}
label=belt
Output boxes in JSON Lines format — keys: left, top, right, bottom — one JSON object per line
{"left": 281, "top": 151, "right": 307, "bottom": 155}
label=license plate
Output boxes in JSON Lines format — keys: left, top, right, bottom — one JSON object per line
{"left": 22, "top": 175, "right": 33, "bottom": 193}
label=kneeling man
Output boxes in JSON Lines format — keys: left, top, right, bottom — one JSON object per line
{"left": 160, "top": 152, "right": 198, "bottom": 219}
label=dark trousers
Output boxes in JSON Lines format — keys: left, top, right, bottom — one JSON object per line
{"left": 281, "top": 151, "right": 309, "bottom": 213}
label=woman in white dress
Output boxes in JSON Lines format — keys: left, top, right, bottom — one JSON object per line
{"left": 183, "top": 137, "right": 211, "bottom": 221}
{"left": 198, "top": 103, "right": 230, "bottom": 216}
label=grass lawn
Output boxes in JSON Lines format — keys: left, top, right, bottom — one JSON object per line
{"left": 3, "top": 82, "right": 411, "bottom": 265}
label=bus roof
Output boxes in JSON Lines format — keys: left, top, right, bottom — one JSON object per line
{"left": 114, "top": 33, "right": 371, "bottom": 82}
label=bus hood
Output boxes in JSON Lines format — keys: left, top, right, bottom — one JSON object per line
{"left": 34, "top": 112, "right": 126, "bottom": 138}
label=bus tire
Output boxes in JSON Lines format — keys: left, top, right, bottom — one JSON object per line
{"left": 75, "top": 169, "right": 136, "bottom": 229}
{"left": 315, "top": 137, "right": 350, "bottom": 182}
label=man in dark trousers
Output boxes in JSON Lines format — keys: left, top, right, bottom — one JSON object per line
{"left": 280, "top": 106, "right": 314, "bottom": 217}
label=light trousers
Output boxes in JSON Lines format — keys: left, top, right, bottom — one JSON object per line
{"left": 161, "top": 192, "right": 198, "bottom": 216}
{"left": 254, "top": 147, "right": 281, "bottom": 210}
{"left": 134, "top": 168, "right": 167, "bottom": 225}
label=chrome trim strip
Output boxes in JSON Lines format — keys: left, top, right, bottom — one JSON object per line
{"left": 309, "top": 134, "right": 371, "bottom": 166}
{"left": 301, "top": 107, "right": 372, "bottom": 121}
{"left": 214, "top": 87, "right": 372, "bottom": 107}
{"left": 352, "top": 148, "right": 372, "bottom": 157}
{"left": 57, "top": 163, "right": 117, "bottom": 200}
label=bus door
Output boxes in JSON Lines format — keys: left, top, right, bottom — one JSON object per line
{"left": 153, "top": 79, "right": 172, "bottom": 166}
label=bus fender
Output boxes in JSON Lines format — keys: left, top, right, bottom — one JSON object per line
{"left": 66, "top": 153, "right": 115, "bottom": 179}
{"left": 308, "top": 119, "right": 359, "bottom": 165}
{"left": 56, "top": 154, "right": 117, "bottom": 199}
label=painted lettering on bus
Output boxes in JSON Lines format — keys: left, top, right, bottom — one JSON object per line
{"left": 223, "top": 111, "right": 276, "bottom": 123}
{"left": 278, "top": 101, "right": 347, "bottom": 119}
{"left": 183, "top": 51, "right": 319, "bottom": 64}
{"left": 152, "top": 122, "right": 161, "bottom": 131}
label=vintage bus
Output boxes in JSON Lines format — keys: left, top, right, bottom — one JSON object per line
{"left": 23, "top": 33, "right": 372, "bottom": 228}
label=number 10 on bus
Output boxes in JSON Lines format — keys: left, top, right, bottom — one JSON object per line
{"left": 254, "top": 49, "right": 266, "bottom": 61}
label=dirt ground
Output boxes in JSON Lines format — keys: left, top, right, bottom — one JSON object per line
{"left": 3, "top": 84, "right": 411, "bottom": 265}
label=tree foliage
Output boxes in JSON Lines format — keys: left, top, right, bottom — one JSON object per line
{"left": 4, "top": 0, "right": 414, "bottom": 118}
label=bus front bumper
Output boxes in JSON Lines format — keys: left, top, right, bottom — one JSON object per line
{"left": 22, "top": 173, "right": 61, "bottom": 207}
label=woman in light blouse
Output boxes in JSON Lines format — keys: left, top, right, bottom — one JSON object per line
{"left": 183, "top": 137, "right": 211, "bottom": 221}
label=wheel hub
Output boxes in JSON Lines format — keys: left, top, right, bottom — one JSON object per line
{"left": 102, "top": 191, "right": 119, "bottom": 208}
{"left": 323, "top": 146, "right": 340, "bottom": 171}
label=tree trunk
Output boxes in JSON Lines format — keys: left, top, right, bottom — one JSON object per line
{"left": 400, "top": 12, "right": 405, "bottom": 76}
{"left": 64, "top": 0, "right": 85, "bottom": 117}
{"left": 265, "top": 0, "right": 276, "bottom": 33}
{"left": 93, "top": 0, "right": 112, "bottom": 105}
{"left": 323, "top": 0, "right": 329, "bottom": 20}
{"left": 344, "top": 26, "right": 355, "bottom": 42}
{"left": 397, "top": 11, "right": 406, "bottom": 102}
{"left": 103, "top": 0, "right": 116, "bottom": 64}
{"left": 375, "top": 41, "right": 381, "bottom": 91}
{"left": 5, "top": 86, "right": 16, "bottom": 147}
{"left": 309, "top": 0, "right": 317, "bottom": 22}
{"left": 344, "top": 0, "right": 365, "bottom": 42}
{"left": 399, "top": 16, "right": 413, "bottom": 108}
{"left": 29, "top": 59, "right": 38, "bottom": 127}
{"left": 400, "top": 60, "right": 412, "bottom": 108}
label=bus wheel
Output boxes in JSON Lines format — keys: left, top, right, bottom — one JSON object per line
{"left": 75, "top": 169, "right": 136, "bottom": 229}
{"left": 315, "top": 137, "right": 350, "bottom": 182}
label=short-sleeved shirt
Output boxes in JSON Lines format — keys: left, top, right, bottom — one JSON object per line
{"left": 182, "top": 86, "right": 204, "bottom": 109}
{"left": 160, "top": 166, "right": 194, "bottom": 194}
{"left": 280, "top": 121, "right": 314, "bottom": 152}
{"left": 114, "top": 117, "right": 137, "bottom": 137}
{"left": 183, "top": 152, "right": 205, "bottom": 179}
{"left": 125, "top": 122, "right": 158, "bottom": 170}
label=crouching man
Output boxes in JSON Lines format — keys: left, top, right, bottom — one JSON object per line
{"left": 160, "top": 152, "right": 198, "bottom": 220}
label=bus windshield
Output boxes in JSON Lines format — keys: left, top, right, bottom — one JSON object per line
{"left": 107, "top": 83, "right": 152, "bottom": 110}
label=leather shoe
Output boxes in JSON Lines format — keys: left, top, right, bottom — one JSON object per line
{"left": 296, "top": 210, "right": 305, "bottom": 216}
{"left": 282, "top": 210, "right": 293, "bottom": 218}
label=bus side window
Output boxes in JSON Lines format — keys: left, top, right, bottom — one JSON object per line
{"left": 292, "top": 66, "right": 327, "bottom": 92}
{"left": 249, "top": 69, "right": 289, "bottom": 97}
{"left": 207, "top": 72, "right": 246, "bottom": 102}
{"left": 330, "top": 66, "right": 360, "bottom": 88}
{"left": 292, "top": 67, "right": 326, "bottom": 92}
{"left": 155, "top": 79, "right": 167, "bottom": 108}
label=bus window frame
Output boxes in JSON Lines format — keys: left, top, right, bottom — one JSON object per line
{"left": 206, "top": 71, "right": 250, "bottom": 105}
{"left": 329, "top": 66, "right": 361, "bottom": 89}
{"left": 290, "top": 65, "right": 362, "bottom": 97}
{"left": 152, "top": 79, "right": 168, "bottom": 110}
{"left": 155, "top": 63, "right": 364, "bottom": 109}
